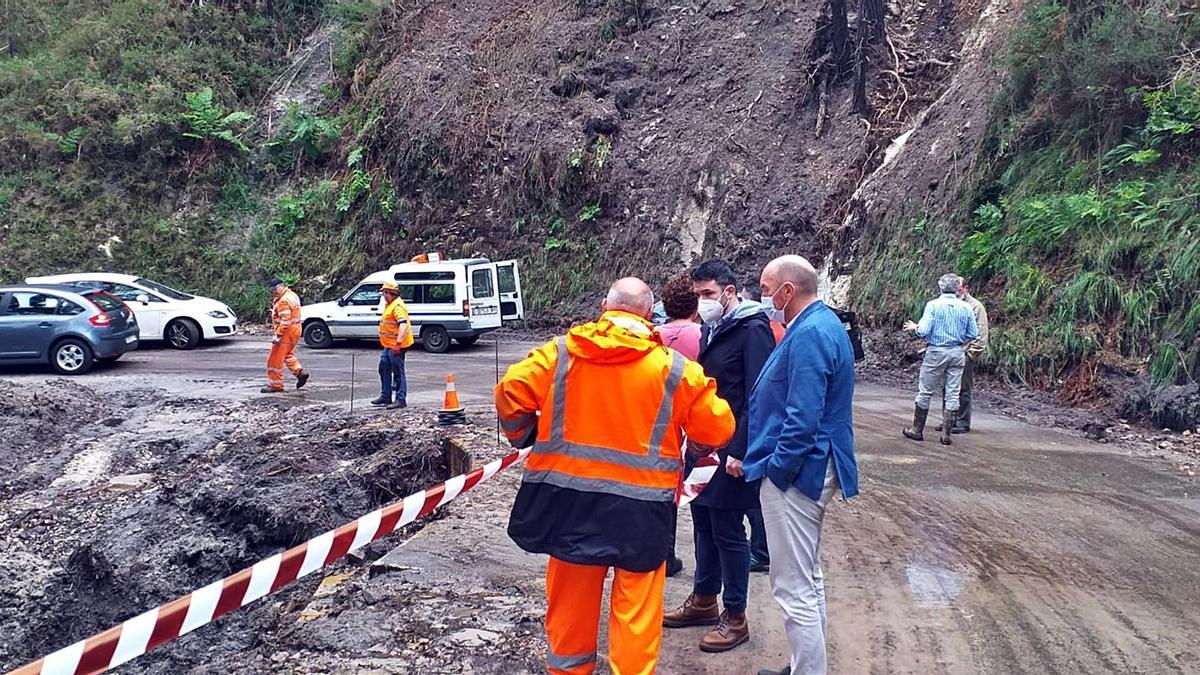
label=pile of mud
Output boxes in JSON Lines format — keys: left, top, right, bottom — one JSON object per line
{"left": 0, "top": 380, "right": 451, "bottom": 672}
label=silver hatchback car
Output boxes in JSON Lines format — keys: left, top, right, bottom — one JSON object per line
{"left": 0, "top": 285, "right": 140, "bottom": 374}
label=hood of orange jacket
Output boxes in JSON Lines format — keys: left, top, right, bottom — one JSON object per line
{"left": 565, "top": 310, "right": 662, "bottom": 365}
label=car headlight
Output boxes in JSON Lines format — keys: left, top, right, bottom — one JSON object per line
{"left": 207, "top": 311, "right": 229, "bottom": 319}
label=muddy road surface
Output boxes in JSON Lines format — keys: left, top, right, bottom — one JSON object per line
{"left": 0, "top": 335, "right": 530, "bottom": 416}
{"left": 2, "top": 334, "right": 1199, "bottom": 673}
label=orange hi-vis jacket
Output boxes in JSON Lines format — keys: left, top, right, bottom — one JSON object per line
{"left": 379, "top": 297, "right": 415, "bottom": 349}
{"left": 497, "top": 310, "right": 735, "bottom": 572}
{"left": 272, "top": 289, "right": 302, "bottom": 342}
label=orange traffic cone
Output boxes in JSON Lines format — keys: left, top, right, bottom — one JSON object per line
{"left": 438, "top": 374, "right": 467, "bottom": 426}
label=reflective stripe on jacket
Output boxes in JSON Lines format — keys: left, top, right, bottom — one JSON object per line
{"left": 498, "top": 310, "right": 735, "bottom": 571}
{"left": 272, "top": 289, "right": 302, "bottom": 338}
{"left": 380, "top": 298, "right": 414, "bottom": 349}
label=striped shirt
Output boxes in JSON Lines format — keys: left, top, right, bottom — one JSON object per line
{"left": 916, "top": 294, "right": 978, "bottom": 347}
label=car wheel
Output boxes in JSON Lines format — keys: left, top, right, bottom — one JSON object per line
{"left": 421, "top": 325, "right": 451, "bottom": 354}
{"left": 165, "top": 319, "right": 200, "bottom": 350}
{"left": 52, "top": 339, "right": 94, "bottom": 375}
{"left": 303, "top": 320, "right": 334, "bottom": 349}
{"left": 455, "top": 336, "right": 480, "bottom": 346}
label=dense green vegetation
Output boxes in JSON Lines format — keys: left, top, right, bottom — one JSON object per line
{"left": 0, "top": 0, "right": 624, "bottom": 320}
{"left": 854, "top": 0, "right": 1200, "bottom": 389}
{"left": 0, "top": 0, "right": 397, "bottom": 317}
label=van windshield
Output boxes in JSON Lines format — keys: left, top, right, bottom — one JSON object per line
{"left": 135, "top": 277, "right": 193, "bottom": 301}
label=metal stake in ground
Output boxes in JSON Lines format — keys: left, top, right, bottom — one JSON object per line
{"left": 349, "top": 352, "right": 356, "bottom": 416}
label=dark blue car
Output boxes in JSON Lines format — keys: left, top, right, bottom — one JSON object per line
{"left": 0, "top": 284, "right": 139, "bottom": 374}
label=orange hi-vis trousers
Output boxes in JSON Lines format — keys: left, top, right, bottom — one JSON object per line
{"left": 544, "top": 557, "right": 666, "bottom": 675}
{"left": 267, "top": 337, "right": 303, "bottom": 390}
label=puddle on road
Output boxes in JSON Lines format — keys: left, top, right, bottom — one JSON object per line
{"left": 905, "top": 564, "right": 966, "bottom": 608}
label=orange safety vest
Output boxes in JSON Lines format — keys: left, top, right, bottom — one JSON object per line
{"left": 272, "top": 289, "right": 302, "bottom": 339}
{"left": 497, "top": 310, "right": 735, "bottom": 571}
{"left": 379, "top": 297, "right": 415, "bottom": 349}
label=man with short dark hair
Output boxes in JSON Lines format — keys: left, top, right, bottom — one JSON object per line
{"left": 663, "top": 259, "right": 774, "bottom": 654}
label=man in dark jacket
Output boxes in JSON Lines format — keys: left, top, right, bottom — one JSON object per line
{"left": 664, "top": 259, "right": 776, "bottom": 653}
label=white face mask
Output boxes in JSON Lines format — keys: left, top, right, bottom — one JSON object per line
{"left": 697, "top": 298, "right": 725, "bottom": 324}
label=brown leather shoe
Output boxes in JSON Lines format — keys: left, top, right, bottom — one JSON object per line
{"left": 663, "top": 593, "right": 720, "bottom": 628}
{"left": 699, "top": 609, "right": 749, "bottom": 652}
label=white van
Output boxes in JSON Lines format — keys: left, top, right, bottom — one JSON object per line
{"left": 301, "top": 258, "right": 524, "bottom": 353}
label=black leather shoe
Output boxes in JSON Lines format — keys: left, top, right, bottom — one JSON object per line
{"left": 757, "top": 666, "right": 790, "bottom": 675}
{"left": 666, "top": 556, "right": 684, "bottom": 577}
{"left": 370, "top": 396, "right": 390, "bottom": 406}
{"left": 749, "top": 556, "right": 770, "bottom": 573}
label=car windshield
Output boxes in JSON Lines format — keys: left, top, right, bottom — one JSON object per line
{"left": 134, "top": 277, "right": 193, "bottom": 300}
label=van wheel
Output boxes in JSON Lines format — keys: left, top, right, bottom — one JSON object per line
{"left": 421, "top": 325, "right": 451, "bottom": 354}
{"left": 165, "top": 319, "right": 200, "bottom": 350}
{"left": 304, "top": 320, "right": 333, "bottom": 349}
{"left": 455, "top": 336, "right": 479, "bottom": 346}
{"left": 52, "top": 339, "right": 94, "bottom": 375}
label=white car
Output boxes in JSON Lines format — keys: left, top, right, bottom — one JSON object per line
{"left": 23, "top": 273, "right": 237, "bottom": 350}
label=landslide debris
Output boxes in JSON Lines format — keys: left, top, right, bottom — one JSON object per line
{"left": 0, "top": 380, "right": 452, "bottom": 672}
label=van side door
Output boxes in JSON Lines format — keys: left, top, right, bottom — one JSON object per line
{"left": 467, "top": 262, "right": 502, "bottom": 330}
{"left": 495, "top": 260, "right": 524, "bottom": 321}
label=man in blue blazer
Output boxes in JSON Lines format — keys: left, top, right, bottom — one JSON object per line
{"left": 744, "top": 255, "right": 859, "bottom": 675}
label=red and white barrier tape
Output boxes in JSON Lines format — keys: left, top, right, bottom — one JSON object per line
{"left": 7, "top": 448, "right": 531, "bottom": 675}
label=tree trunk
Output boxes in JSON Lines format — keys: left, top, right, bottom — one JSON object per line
{"left": 861, "top": 0, "right": 885, "bottom": 42}
{"left": 830, "top": 0, "right": 849, "bottom": 73}
{"left": 852, "top": 0, "right": 885, "bottom": 115}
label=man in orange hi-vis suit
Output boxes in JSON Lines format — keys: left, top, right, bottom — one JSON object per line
{"left": 261, "top": 277, "right": 308, "bottom": 393}
{"left": 495, "top": 277, "right": 735, "bottom": 675}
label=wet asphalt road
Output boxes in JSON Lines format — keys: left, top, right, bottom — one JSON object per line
{"left": 4, "top": 335, "right": 1199, "bottom": 672}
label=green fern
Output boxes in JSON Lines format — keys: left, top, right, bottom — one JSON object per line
{"left": 181, "top": 87, "right": 253, "bottom": 152}
{"left": 337, "top": 168, "right": 371, "bottom": 212}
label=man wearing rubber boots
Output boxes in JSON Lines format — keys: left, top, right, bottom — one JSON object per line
{"left": 262, "top": 277, "right": 308, "bottom": 393}
{"left": 902, "top": 273, "right": 979, "bottom": 445}
{"left": 495, "top": 277, "right": 735, "bottom": 675}
{"left": 373, "top": 281, "right": 413, "bottom": 410}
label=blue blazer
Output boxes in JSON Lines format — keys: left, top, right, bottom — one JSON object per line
{"left": 744, "top": 301, "right": 859, "bottom": 501}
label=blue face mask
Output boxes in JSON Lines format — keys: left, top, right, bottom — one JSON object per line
{"left": 760, "top": 293, "right": 786, "bottom": 323}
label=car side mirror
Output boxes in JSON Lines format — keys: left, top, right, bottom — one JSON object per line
{"left": 337, "top": 298, "right": 348, "bottom": 307}
{"left": 136, "top": 294, "right": 150, "bottom": 305}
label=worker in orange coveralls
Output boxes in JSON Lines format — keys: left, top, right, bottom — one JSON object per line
{"left": 261, "top": 276, "right": 308, "bottom": 393}
{"left": 495, "top": 277, "right": 735, "bottom": 675}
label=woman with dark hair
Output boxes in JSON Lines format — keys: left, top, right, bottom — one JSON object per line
{"left": 656, "top": 273, "right": 701, "bottom": 361}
